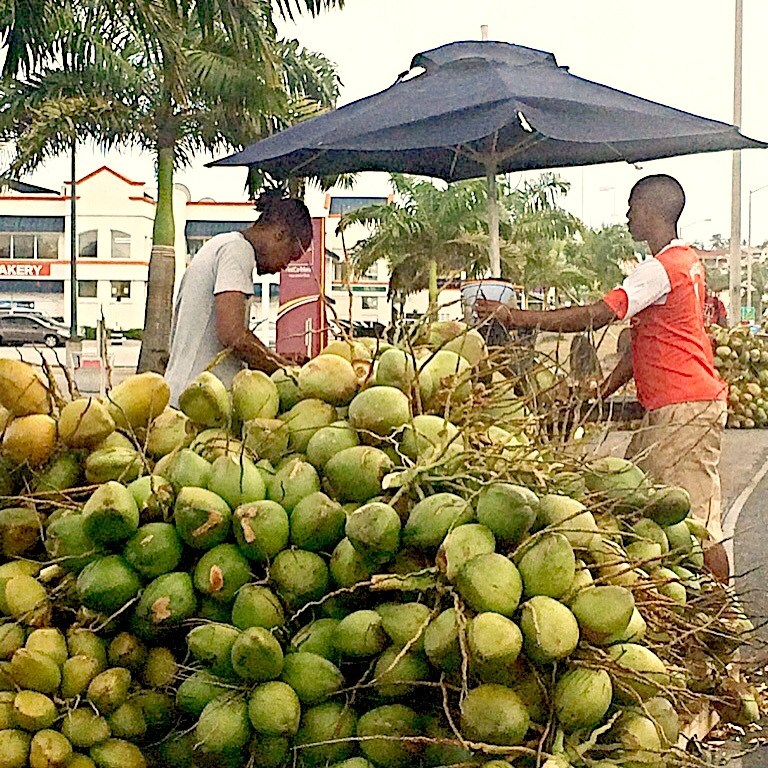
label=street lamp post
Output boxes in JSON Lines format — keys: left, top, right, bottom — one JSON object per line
{"left": 746, "top": 184, "right": 768, "bottom": 315}
{"left": 679, "top": 218, "right": 712, "bottom": 241}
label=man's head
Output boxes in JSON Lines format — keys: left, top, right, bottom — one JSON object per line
{"left": 626, "top": 175, "right": 685, "bottom": 243}
{"left": 250, "top": 194, "right": 313, "bottom": 274}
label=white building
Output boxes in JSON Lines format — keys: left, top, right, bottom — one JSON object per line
{"left": 0, "top": 167, "right": 463, "bottom": 344}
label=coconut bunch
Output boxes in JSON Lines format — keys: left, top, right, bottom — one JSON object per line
{"left": 0, "top": 326, "right": 759, "bottom": 768}
{"left": 710, "top": 324, "right": 768, "bottom": 428}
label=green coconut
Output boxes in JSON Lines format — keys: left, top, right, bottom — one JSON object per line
{"left": 3, "top": 574, "right": 50, "bottom": 626}
{"left": 520, "top": 596, "right": 580, "bottom": 664}
{"left": 231, "top": 369, "right": 280, "bottom": 421}
{"left": 289, "top": 618, "right": 340, "bottom": 660}
{"left": 231, "top": 585, "right": 285, "bottom": 630}
{"left": 645, "top": 486, "right": 691, "bottom": 527}
{"left": 295, "top": 702, "right": 357, "bottom": 766}
{"left": 87, "top": 667, "right": 132, "bottom": 714}
{"left": 29, "top": 730, "right": 73, "bottom": 768}
{"left": 61, "top": 708, "right": 111, "bottom": 749}
{"left": 357, "top": 704, "right": 421, "bottom": 768}
{"left": 107, "top": 699, "right": 147, "bottom": 742}
{"left": 640, "top": 696, "right": 679, "bottom": 746}
{"left": 373, "top": 646, "right": 430, "bottom": 698}
{"left": 537, "top": 494, "right": 598, "bottom": 548}
{"left": 187, "top": 623, "right": 240, "bottom": 677}
{"left": 12, "top": 690, "right": 57, "bottom": 731}
{"left": 282, "top": 399, "right": 337, "bottom": 453}
{"left": 31, "top": 449, "right": 83, "bottom": 494}
{"left": 584, "top": 457, "right": 649, "bottom": 499}
{"left": 142, "top": 648, "right": 177, "bottom": 689}
{"left": 606, "top": 644, "right": 670, "bottom": 703}
{"left": 242, "top": 418, "right": 290, "bottom": 464}
{"left": 25, "top": 628, "right": 67, "bottom": 667}
{"left": 324, "top": 446, "right": 393, "bottom": 503}
{"left": 133, "top": 572, "right": 197, "bottom": 636}
{"left": 190, "top": 428, "right": 242, "bottom": 461}
{"left": 60, "top": 656, "right": 100, "bottom": 699}
{"left": 443, "top": 328, "right": 487, "bottom": 366}
{"left": 178, "top": 371, "right": 231, "bottom": 428}
{"left": 58, "top": 397, "right": 115, "bottom": 448}
{"left": 298, "top": 355, "right": 359, "bottom": 406}
{"left": 632, "top": 518, "right": 669, "bottom": 555}
{"left": 290, "top": 492, "right": 346, "bottom": 552}
{"left": 83, "top": 444, "right": 142, "bottom": 483}
{"left": 399, "top": 415, "right": 464, "bottom": 464}
{"left": 611, "top": 711, "right": 663, "bottom": 768}
{"left": 195, "top": 696, "right": 251, "bottom": 757}
{"left": 329, "top": 537, "right": 374, "bottom": 587}
{"left": 0, "top": 728, "right": 31, "bottom": 768}
{"left": 271, "top": 367, "right": 302, "bottom": 411}
{"left": 569, "top": 586, "right": 635, "bottom": 641}
{"left": 468, "top": 612, "right": 523, "bottom": 680}
{"left": 154, "top": 448, "right": 211, "bottom": 490}
{"left": 77, "top": 556, "right": 141, "bottom": 615}
{"left": 66, "top": 629, "right": 107, "bottom": 669}
{"left": 402, "top": 493, "right": 473, "bottom": 549}
{"left": 173, "top": 487, "right": 231, "bottom": 549}
{"left": 517, "top": 532, "right": 575, "bottom": 598}
{"left": 455, "top": 553, "right": 523, "bottom": 617}
{"left": 193, "top": 544, "right": 252, "bottom": 604}
{"left": 266, "top": 456, "right": 320, "bottom": 512}
{"left": 107, "top": 632, "right": 146, "bottom": 673}
{"left": 345, "top": 502, "right": 401, "bottom": 566}
{"left": 270, "top": 549, "right": 329, "bottom": 608}
{"left": 595, "top": 607, "right": 647, "bottom": 646}
{"left": 233, "top": 500, "right": 289, "bottom": 563}
{"left": 589, "top": 537, "right": 637, "bottom": 588}
{"left": 332, "top": 610, "right": 388, "bottom": 658}
{"left": 321, "top": 340, "right": 371, "bottom": 362}
{"left": 460, "top": 684, "right": 530, "bottom": 746}
{"left": 475, "top": 483, "right": 539, "bottom": 546}
{"left": 654, "top": 567, "right": 687, "bottom": 606}
{"left": 428, "top": 320, "right": 466, "bottom": 347}
{"left": 8, "top": 650, "right": 60, "bottom": 693}
{"left": 0, "top": 625, "right": 23, "bottom": 660}
{"left": 230, "top": 627, "right": 283, "bottom": 682}
{"left": 554, "top": 667, "right": 612, "bottom": 732}
{"left": 421, "top": 349, "right": 472, "bottom": 406}
{"left": 106, "top": 371, "right": 169, "bottom": 430}
{"left": 280, "top": 652, "right": 344, "bottom": 704}
{"left": 248, "top": 681, "right": 301, "bottom": 736}
{"left": 175, "top": 671, "right": 231, "bottom": 717}
{"left": 437, "top": 523, "right": 496, "bottom": 581}
{"left": 306, "top": 421, "right": 359, "bottom": 470}
{"left": 207, "top": 455, "right": 266, "bottom": 509}
{"left": 423, "top": 608, "right": 460, "bottom": 673}
{"left": 348, "top": 386, "right": 412, "bottom": 440}
{"left": 145, "top": 408, "right": 193, "bottom": 458}
{"left": 0, "top": 507, "right": 39, "bottom": 558}
{"left": 375, "top": 349, "right": 418, "bottom": 391}
{"left": 127, "top": 475, "right": 175, "bottom": 523}
{"left": 123, "top": 523, "right": 183, "bottom": 579}
{"left": 663, "top": 521, "right": 694, "bottom": 557}
{"left": 82, "top": 482, "right": 140, "bottom": 544}
{"left": 375, "top": 603, "right": 432, "bottom": 652}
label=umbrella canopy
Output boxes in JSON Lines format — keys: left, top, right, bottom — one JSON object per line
{"left": 213, "top": 40, "right": 766, "bottom": 274}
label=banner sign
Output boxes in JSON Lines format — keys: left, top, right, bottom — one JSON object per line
{"left": 276, "top": 218, "right": 328, "bottom": 360}
{"left": 0, "top": 261, "right": 51, "bottom": 278}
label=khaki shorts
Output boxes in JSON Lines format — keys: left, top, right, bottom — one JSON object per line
{"left": 625, "top": 400, "right": 727, "bottom": 540}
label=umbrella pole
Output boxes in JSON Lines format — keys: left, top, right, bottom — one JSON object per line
{"left": 486, "top": 161, "right": 501, "bottom": 278}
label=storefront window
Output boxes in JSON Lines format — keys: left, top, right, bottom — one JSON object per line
{"left": 111, "top": 230, "right": 130, "bottom": 259}
{"left": 361, "top": 296, "right": 379, "bottom": 311}
{"left": 78, "top": 281, "right": 97, "bottom": 298}
{"left": 13, "top": 235, "right": 34, "bottom": 259}
{"left": 79, "top": 230, "right": 98, "bottom": 258}
{"left": 36, "top": 234, "right": 58, "bottom": 259}
{"left": 0, "top": 235, "right": 11, "bottom": 259}
{"left": 269, "top": 283, "right": 280, "bottom": 308}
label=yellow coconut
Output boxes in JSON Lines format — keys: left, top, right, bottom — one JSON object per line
{"left": 2, "top": 415, "right": 57, "bottom": 466}
{"left": 0, "top": 359, "right": 51, "bottom": 416}
{"left": 107, "top": 372, "right": 170, "bottom": 429}
{"left": 59, "top": 398, "right": 116, "bottom": 449}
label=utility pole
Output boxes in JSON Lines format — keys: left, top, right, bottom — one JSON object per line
{"left": 729, "top": 0, "right": 743, "bottom": 325}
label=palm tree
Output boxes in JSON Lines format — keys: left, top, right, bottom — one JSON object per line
{"left": 0, "top": 0, "right": 342, "bottom": 372}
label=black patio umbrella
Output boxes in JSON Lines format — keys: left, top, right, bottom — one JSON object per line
{"left": 212, "top": 40, "right": 766, "bottom": 275}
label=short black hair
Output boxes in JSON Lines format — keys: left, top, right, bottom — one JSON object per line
{"left": 631, "top": 174, "right": 685, "bottom": 224}
{"left": 255, "top": 192, "right": 312, "bottom": 248}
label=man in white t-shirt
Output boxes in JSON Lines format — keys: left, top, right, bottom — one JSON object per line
{"left": 165, "top": 196, "right": 313, "bottom": 405}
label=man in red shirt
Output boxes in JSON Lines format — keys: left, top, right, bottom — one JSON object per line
{"left": 477, "top": 175, "right": 728, "bottom": 570}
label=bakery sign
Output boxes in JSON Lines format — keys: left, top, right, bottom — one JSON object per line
{"left": 0, "top": 261, "right": 51, "bottom": 277}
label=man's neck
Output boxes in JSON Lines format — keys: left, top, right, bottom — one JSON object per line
{"left": 647, "top": 228, "right": 679, "bottom": 255}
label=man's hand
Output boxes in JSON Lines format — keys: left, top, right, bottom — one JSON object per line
{"left": 475, "top": 299, "right": 512, "bottom": 325}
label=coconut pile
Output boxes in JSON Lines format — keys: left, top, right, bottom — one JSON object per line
{"left": 0, "top": 323, "right": 761, "bottom": 768}
{"left": 711, "top": 325, "right": 768, "bottom": 428}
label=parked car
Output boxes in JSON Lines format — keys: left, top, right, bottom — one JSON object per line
{"left": 0, "top": 314, "right": 69, "bottom": 347}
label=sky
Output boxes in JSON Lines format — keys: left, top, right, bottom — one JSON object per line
{"left": 23, "top": 0, "right": 768, "bottom": 246}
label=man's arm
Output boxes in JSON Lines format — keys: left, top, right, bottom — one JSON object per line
{"left": 215, "top": 292, "right": 291, "bottom": 374}
{"left": 598, "top": 349, "right": 634, "bottom": 399}
{"left": 477, "top": 299, "right": 617, "bottom": 333}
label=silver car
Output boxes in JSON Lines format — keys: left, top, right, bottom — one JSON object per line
{"left": 0, "top": 313, "right": 69, "bottom": 347}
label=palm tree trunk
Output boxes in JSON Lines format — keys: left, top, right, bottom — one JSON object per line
{"left": 427, "top": 259, "right": 439, "bottom": 322}
{"left": 138, "top": 138, "right": 176, "bottom": 374}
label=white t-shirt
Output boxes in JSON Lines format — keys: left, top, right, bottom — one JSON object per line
{"left": 165, "top": 231, "right": 256, "bottom": 406}
{"left": 614, "top": 240, "right": 682, "bottom": 319}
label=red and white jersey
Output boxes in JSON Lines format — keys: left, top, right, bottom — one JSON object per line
{"left": 603, "top": 240, "right": 727, "bottom": 411}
